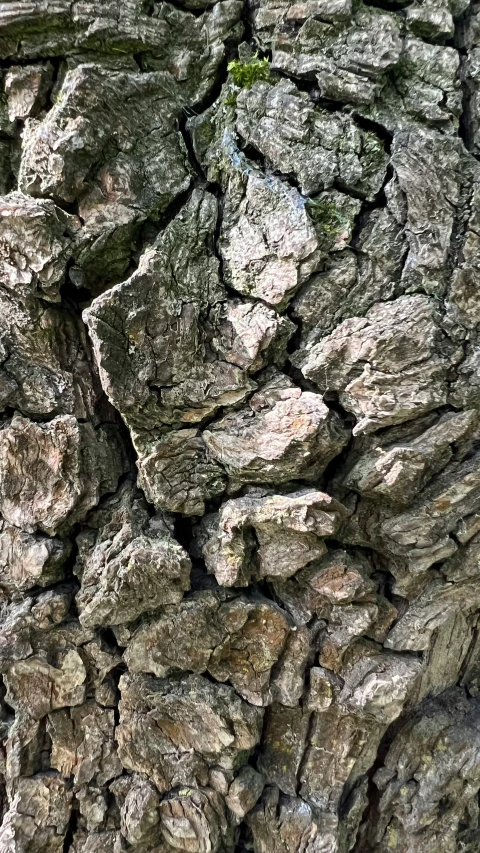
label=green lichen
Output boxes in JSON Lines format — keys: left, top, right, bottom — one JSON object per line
{"left": 227, "top": 54, "right": 271, "bottom": 90}
{"left": 306, "top": 198, "right": 347, "bottom": 237}
{"left": 225, "top": 90, "right": 239, "bottom": 108}
{"left": 361, "top": 133, "right": 388, "bottom": 191}
{"left": 394, "top": 56, "right": 418, "bottom": 78}
{"left": 385, "top": 827, "right": 398, "bottom": 850}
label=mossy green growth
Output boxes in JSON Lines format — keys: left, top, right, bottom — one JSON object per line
{"left": 394, "top": 56, "right": 418, "bottom": 79}
{"left": 227, "top": 54, "right": 270, "bottom": 89}
{"left": 306, "top": 198, "right": 346, "bottom": 237}
{"left": 224, "top": 90, "right": 239, "bottom": 108}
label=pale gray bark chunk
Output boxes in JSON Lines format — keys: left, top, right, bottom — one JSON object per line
{"left": 383, "top": 535, "right": 480, "bottom": 665}
{"left": 390, "top": 129, "right": 478, "bottom": 295}
{"left": 219, "top": 172, "right": 323, "bottom": 309}
{"left": 123, "top": 590, "right": 229, "bottom": 678}
{"left": 4, "top": 650, "right": 87, "bottom": 720}
{"left": 247, "top": 786, "right": 338, "bottom": 853}
{"left": 69, "top": 830, "right": 123, "bottom": 853}
{"left": 127, "top": 300, "right": 294, "bottom": 514}
{"left": 119, "top": 776, "right": 161, "bottom": 847}
{"left": 295, "top": 653, "right": 421, "bottom": 813}
{"left": 0, "top": 414, "right": 126, "bottom": 535}
{"left": 85, "top": 191, "right": 266, "bottom": 431}
{"left": 250, "top": 0, "right": 352, "bottom": 36}
{"left": 75, "top": 482, "right": 191, "bottom": 627}
{"left": 159, "top": 787, "right": 231, "bottom": 853}
{"left": 333, "top": 410, "right": 480, "bottom": 599}
{"left": 341, "top": 410, "right": 479, "bottom": 508}
{"left": 133, "top": 428, "right": 227, "bottom": 517}
{"left": 226, "top": 766, "right": 265, "bottom": 818}
{"left": 291, "top": 207, "right": 406, "bottom": 345}
{"left": 220, "top": 172, "right": 361, "bottom": 310}
{"left": 0, "top": 193, "right": 104, "bottom": 419}
{"left": 0, "top": 295, "right": 103, "bottom": 420}
{"left": 371, "top": 38, "right": 462, "bottom": 133}
{"left": 5, "top": 63, "right": 54, "bottom": 121}
{"left": 376, "top": 447, "right": 480, "bottom": 572}
{"left": 338, "top": 433, "right": 480, "bottom": 591}
{"left": 251, "top": 1, "right": 462, "bottom": 132}
{"left": 252, "top": 3, "right": 401, "bottom": 105}
{"left": 0, "top": 774, "right": 72, "bottom": 853}
{"left": 0, "top": 192, "right": 79, "bottom": 302}
{"left": 212, "top": 299, "right": 295, "bottom": 370}
{"left": 294, "top": 295, "right": 453, "bottom": 434}
{"left": 0, "top": 588, "right": 82, "bottom": 668}
{"left": 271, "top": 549, "right": 378, "bottom": 625}
{"left": 464, "top": 44, "right": 480, "bottom": 156}
{"left": 0, "top": 1, "right": 243, "bottom": 103}
{"left": 203, "top": 373, "right": 349, "bottom": 488}
{"left": 445, "top": 180, "right": 480, "bottom": 333}
{"left": 190, "top": 94, "right": 361, "bottom": 309}
{"left": 360, "top": 691, "right": 480, "bottom": 853}
{"left": 0, "top": 292, "right": 98, "bottom": 419}
{"left": 406, "top": 0, "right": 467, "bottom": 40}
{"left": 47, "top": 701, "right": 122, "bottom": 786}
{"left": 117, "top": 672, "right": 264, "bottom": 791}
{"left": 124, "top": 590, "right": 292, "bottom": 706}
{"left": 270, "top": 624, "right": 311, "bottom": 706}
{"left": 198, "top": 488, "right": 347, "bottom": 586}
{"left": 0, "top": 521, "right": 70, "bottom": 596}
{"left": 235, "top": 79, "right": 388, "bottom": 199}
{"left": 19, "top": 64, "right": 192, "bottom": 234}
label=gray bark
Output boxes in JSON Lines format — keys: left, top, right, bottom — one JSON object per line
{"left": 0, "top": 1, "right": 479, "bottom": 852}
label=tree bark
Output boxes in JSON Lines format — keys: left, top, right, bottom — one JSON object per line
{"left": 0, "top": 1, "right": 479, "bottom": 851}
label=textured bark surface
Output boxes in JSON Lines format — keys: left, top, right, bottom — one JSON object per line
{"left": 1, "top": 1, "right": 480, "bottom": 852}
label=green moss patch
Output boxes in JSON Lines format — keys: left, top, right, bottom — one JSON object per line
{"left": 306, "top": 198, "right": 347, "bottom": 237}
{"left": 227, "top": 54, "right": 271, "bottom": 89}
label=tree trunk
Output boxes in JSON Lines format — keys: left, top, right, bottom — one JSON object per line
{"left": 0, "top": 1, "right": 479, "bottom": 851}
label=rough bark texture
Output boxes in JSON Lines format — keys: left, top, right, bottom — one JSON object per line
{"left": 1, "top": 1, "right": 480, "bottom": 852}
